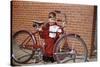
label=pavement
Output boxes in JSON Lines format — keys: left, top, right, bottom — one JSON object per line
{"left": 12, "top": 42, "right": 97, "bottom": 66}
{"left": 12, "top": 54, "right": 97, "bottom": 66}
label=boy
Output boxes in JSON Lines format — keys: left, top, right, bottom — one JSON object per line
{"left": 39, "top": 12, "right": 63, "bottom": 62}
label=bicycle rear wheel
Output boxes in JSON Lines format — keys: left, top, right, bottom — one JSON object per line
{"left": 54, "top": 34, "right": 88, "bottom": 63}
{"left": 12, "top": 30, "right": 36, "bottom": 64}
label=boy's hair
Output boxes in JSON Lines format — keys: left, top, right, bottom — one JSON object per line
{"left": 48, "top": 12, "right": 56, "bottom": 18}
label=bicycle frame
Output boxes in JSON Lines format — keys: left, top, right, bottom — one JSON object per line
{"left": 19, "top": 31, "right": 44, "bottom": 51}
{"left": 12, "top": 10, "right": 88, "bottom": 64}
{"left": 20, "top": 10, "right": 67, "bottom": 54}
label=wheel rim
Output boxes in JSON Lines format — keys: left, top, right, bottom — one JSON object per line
{"left": 54, "top": 34, "right": 88, "bottom": 63}
{"left": 12, "top": 31, "right": 35, "bottom": 63}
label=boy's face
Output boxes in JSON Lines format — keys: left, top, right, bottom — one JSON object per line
{"left": 49, "top": 18, "right": 56, "bottom": 25}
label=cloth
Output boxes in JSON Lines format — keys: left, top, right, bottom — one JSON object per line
{"left": 49, "top": 25, "right": 62, "bottom": 38}
{"left": 39, "top": 22, "right": 63, "bottom": 57}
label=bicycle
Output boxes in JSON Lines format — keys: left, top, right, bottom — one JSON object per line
{"left": 11, "top": 10, "right": 88, "bottom": 64}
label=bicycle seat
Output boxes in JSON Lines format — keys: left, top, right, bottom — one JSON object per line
{"left": 33, "top": 20, "right": 44, "bottom": 27}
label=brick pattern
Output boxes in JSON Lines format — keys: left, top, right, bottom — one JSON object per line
{"left": 12, "top": 1, "right": 95, "bottom": 56}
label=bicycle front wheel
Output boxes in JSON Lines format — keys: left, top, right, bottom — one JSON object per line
{"left": 12, "top": 30, "right": 36, "bottom": 64}
{"left": 54, "top": 34, "right": 88, "bottom": 63}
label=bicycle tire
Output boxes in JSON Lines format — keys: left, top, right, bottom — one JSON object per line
{"left": 12, "top": 30, "right": 36, "bottom": 64}
{"left": 53, "top": 34, "right": 88, "bottom": 63}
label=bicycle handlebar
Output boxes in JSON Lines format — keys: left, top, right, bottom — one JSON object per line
{"left": 54, "top": 10, "right": 61, "bottom": 14}
{"left": 54, "top": 10, "right": 67, "bottom": 27}
{"left": 33, "top": 10, "right": 67, "bottom": 28}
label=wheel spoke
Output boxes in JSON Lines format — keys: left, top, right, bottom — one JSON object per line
{"left": 12, "top": 30, "right": 35, "bottom": 64}
{"left": 54, "top": 34, "right": 88, "bottom": 63}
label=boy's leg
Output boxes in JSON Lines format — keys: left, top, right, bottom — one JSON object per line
{"left": 43, "top": 38, "right": 55, "bottom": 62}
{"left": 45, "top": 38, "right": 54, "bottom": 57}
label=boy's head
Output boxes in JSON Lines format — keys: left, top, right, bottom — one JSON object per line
{"left": 48, "top": 12, "right": 56, "bottom": 25}
{"left": 48, "top": 12, "right": 56, "bottom": 19}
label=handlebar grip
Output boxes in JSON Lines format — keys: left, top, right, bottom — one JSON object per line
{"left": 54, "top": 10, "right": 61, "bottom": 13}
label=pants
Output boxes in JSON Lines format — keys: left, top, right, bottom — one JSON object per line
{"left": 44, "top": 38, "right": 55, "bottom": 57}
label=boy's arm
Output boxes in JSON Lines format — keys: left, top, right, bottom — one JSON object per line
{"left": 58, "top": 26, "right": 64, "bottom": 34}
{"left": 39, "top": 23, "right": 49, "bottom": 39}
{"left": 38, "top": 26, "right": 44, "bottom": 39}
{"left": 57, "top": 27, "right": 64, "bottom": 37}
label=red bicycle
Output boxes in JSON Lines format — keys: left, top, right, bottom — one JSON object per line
{"left": 12, "top": 10, "right": 88, "bottom": 64}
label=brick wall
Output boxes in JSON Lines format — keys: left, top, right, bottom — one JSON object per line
{"left": 11, "top": 1, "right": 96, "bottom": 57}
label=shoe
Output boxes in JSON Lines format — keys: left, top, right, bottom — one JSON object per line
{"left": 43, "top": 56, "right": 55, "bottom": 63}
{"left": 43, "top": 56, "right": 49, "bottom": 62}
{"left": 49, "top": 57, "right": 55, "bottom": 63}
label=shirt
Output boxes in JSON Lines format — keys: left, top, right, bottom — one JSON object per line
{"left": 49, "top": 25, "right": 62, "bottom": 38}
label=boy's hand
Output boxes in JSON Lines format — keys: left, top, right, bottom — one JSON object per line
{"left": 38, "top": 27, "right": 42, "bottom": 31}
{"left": 57, "top": 32, "right": 63, "bottom": 38}
{"left": 37, "top": 27, "right": 43, "bottom": 31}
